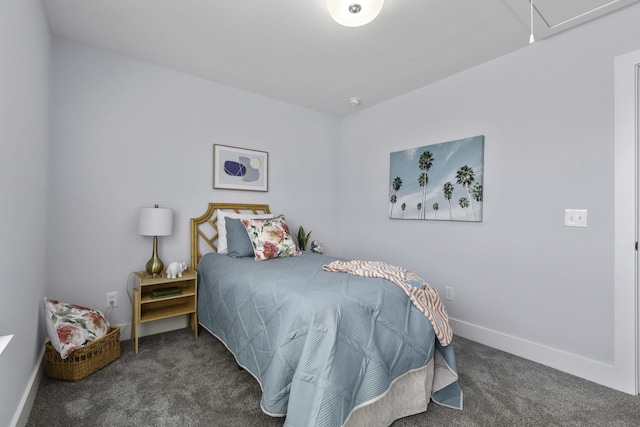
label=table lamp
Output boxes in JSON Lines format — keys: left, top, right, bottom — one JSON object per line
{"left": 138, "top": 204, "right": 173, "bottom": 276}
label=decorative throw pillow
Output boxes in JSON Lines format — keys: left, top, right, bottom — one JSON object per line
{"left": 215, "top": 210, "right": 273, "bottom": 254}
{"left": 226, "top": 217, "right": 263, "bottom": 257}
{"left": 242, "top": 216, "right": 302, "bottom": 261}
{"left": 44, "top": 297, "right": 110, "bottom": 359}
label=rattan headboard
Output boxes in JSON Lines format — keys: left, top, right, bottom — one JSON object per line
{"left": 190, "top": 203, "right": 271, "bottom": 269}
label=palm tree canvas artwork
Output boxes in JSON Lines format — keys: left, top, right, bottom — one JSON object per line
{"left": 389, "top": 135, "right": 484, "bottom": 222}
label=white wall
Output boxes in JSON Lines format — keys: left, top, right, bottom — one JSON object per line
{"left": 336, "top": 4, "right": 640, "bottom": 391}
{"left": 0, "top": 0, "right": 51, "bottom": 425}
{"left": 48, "top": 39, "right": 341, "bottom": 333}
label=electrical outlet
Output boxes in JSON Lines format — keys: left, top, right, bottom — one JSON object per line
{"left": 564, "top": 209, "right": 588, "bottom": 227}
{"left": 106, "top": 291, "right": 117, "bottom": 307}
{"left": 445, "top": 286, "right": 454, "bottom": 301}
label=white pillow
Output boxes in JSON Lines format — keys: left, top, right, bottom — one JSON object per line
{"left": 215, "top": 210, "right": 272, "bottom": 254}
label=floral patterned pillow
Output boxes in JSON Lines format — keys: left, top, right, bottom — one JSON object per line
{"left": 242, "top": 216, "right": 302, "bottom": 261}
{"left": 44, "top": 297, "right": 110, "bottom": 359}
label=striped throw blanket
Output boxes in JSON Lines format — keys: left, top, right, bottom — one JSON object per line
{"left": 323, "top": 260, "right": 453, "bottom": 346}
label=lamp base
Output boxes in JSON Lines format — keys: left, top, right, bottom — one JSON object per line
{"left": 145, "top": 236, "right": 164, "bottom": 277}
{"left": 145, "top": 257, "right": 164, "bottom": 277}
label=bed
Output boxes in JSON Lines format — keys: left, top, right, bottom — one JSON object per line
{"left": 190, "top": 203, "right": 462, "bottom": 426}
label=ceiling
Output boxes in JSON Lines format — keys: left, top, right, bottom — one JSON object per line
{"left": 43, "top": 0, "right": 639, "bottom": 117}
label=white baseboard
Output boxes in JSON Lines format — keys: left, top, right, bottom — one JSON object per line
{"left": 450, "top": 318, "right": 634, "bottom": 394}
{"left": 11, "top": 345, "right": 45, "bottom": 427}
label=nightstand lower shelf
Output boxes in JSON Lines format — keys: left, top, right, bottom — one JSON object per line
{"left": 131, "top": 270, "right": 198, "bottom": 353}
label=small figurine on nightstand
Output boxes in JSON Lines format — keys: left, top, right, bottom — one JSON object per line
{"left": 166, "top": 261, "right": 187, "bottom": 279}
{"left": 310, "top": 241, "right": 323, "bottom": 255}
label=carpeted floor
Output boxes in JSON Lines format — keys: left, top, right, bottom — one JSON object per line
{"left": 27, "top": 328, "right": 640, "bottom": 426}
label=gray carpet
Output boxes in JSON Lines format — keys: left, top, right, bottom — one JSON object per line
{"left": 27, "top": 328, "right": 640, "bottom": 426}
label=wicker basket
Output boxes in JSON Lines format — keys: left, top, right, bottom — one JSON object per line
{"left": 45, "top": 326, "right": 121, "bottom": 381}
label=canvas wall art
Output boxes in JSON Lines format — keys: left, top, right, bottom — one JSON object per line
{"left": 389, "top": 135, "right": 484, "bottom": 221}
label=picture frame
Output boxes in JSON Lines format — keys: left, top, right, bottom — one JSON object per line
{"left": 213, "top": 144, "right": 269, "bottom": 192}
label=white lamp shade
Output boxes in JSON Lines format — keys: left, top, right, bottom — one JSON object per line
{"left": 138, "top": 206, "right": 173, "bottom": 236}
{"left": 328, "top": 0, "right": 384, "bottom": 27}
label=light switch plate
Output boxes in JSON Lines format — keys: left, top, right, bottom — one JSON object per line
{"left": 564, "top": 209, "right": 588, "bottom": 227}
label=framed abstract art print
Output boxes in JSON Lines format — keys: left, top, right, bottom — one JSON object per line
{"left": 213, "top": 144, "right": 268, "bottom": 192}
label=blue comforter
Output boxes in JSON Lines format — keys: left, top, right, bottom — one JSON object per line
{"left": 197, "top": 252, "right": 462, "bottom": 426}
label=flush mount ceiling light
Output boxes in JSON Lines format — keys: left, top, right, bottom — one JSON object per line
{"left": 328, "top": 0, "right": 384, "bottom": 27}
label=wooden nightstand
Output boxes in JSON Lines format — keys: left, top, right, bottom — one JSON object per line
{"left": 131, "top": 269, "right": 198, "bottom": 353}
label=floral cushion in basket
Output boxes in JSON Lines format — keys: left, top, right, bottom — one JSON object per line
{"left": 44, "top": 297, "right": 110, "bottom": 359}
{"left": 242, "top": 215, "right": 301, "bottom": 261}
